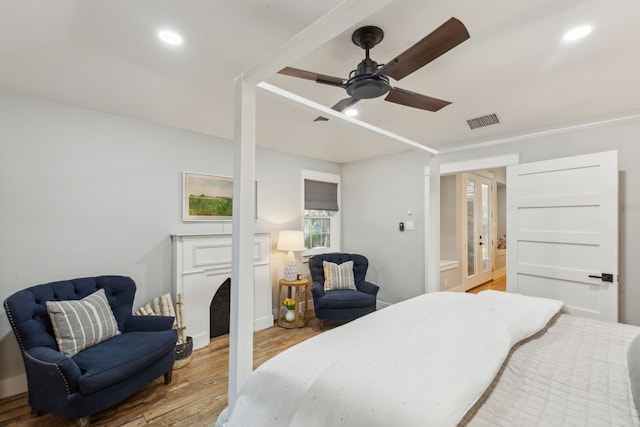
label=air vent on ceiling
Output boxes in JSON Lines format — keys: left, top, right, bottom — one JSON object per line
{"left": 466, "top": 113, "right": 500, "bottom": 130}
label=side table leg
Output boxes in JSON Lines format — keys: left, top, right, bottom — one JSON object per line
{"left": 277, "top": 284, "right": 283, "bottom": 327}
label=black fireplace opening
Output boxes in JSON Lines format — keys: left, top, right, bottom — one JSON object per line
{"left": 210, "top": 278, "right": 231, "bottom": 338}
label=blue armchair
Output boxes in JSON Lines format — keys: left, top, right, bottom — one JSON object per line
{"left": 3, "top": 276, "right": 178, "bottom": 426}
{"left": 308, "top": 253, "right": 379, "bottom": 324}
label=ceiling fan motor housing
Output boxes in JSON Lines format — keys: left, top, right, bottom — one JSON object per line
{"left": 346, "top": 58, "right": 391, "bottom": 99}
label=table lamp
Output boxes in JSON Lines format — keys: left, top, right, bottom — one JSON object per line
{"left": 277, "top": 230, "right": 305, "bottom": 281}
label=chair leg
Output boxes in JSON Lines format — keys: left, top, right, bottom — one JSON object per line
{"left": 164, "top": 368, "right": 173, "bottom": 385}
{"left": 30, "top": 408, "right": 41, "bottom": 418}
{"left": 76, "top": 416, "right": 90, "bottom": 426}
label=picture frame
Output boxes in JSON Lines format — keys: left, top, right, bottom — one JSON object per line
{"left": 182, "top": 172, "right": 257, "bottom": 222}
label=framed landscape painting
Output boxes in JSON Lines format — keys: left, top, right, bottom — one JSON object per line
{"left": 182, "top": 172, "right": 257, "bottom": 221}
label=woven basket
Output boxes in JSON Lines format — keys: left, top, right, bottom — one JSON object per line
{"left": 174, "top": 336, "right": 193, "bottom": 369}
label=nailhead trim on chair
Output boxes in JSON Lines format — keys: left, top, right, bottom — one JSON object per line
{"left": 23, "top": 351, "right": 72, "bottom": 395}
{"left": 3, "top": 300, "right": 26, "bottom": 352}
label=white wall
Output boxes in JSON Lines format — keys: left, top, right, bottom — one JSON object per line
{"left": 0, "top": 91, "right": 340, "bottom": 397}
{"left": 439, "top": 119, "right": 640, "bottom": 326}
{"left": 341, "top": 150, "right": 430, "bottom": 304}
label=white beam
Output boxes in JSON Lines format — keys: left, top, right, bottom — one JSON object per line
{"left": 229, "top": 75, "right": 256, "bottom": 409}
{"left": 258, "top": 82, "right": 438, "bottom": 155}
{"left": 425, "top": 156, "right": 440, "bottom": 293}
{"left": 243, "top": 0, "right": 395, "bottom": 84}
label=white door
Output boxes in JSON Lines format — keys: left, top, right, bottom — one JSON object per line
{"left": 463, "top": 173, "right": 493, "bottom": 289}
{"left": 507, "top": 151, "right": 618, "bottom": 322}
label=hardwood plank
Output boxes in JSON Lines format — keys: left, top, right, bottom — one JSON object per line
{"left": 466, "top": 275, "right": 507, "bottom": 294}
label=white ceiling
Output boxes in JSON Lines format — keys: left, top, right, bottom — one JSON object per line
{"left": 1, "top": 0, "right": 639, "bottom": 163}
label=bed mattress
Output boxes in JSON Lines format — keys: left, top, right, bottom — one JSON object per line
{"left": 461, "top": 313, "right": 640, "bottom": 427}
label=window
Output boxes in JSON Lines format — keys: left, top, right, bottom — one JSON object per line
{"left": 302, "top": 171, "right": 340, "bottom": 255}
{"left": 304, "top": 209, "right": 331, "bottom": 249}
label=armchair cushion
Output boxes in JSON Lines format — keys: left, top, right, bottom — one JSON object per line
{"left": 46, "top": 289, "right": 120, "bottom": 357}
{"left": 73, "top": 329, "right": 177, "bottom": 395}
{"left": 323, "top": 260, "right": 356, "bottom": 291}
{"left": 316, "top": 289, "right": 376, "bottom": 309}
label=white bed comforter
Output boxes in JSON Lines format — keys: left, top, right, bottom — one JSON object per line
{"left": 217, "top": 291, "right": 563, "bottom": 427}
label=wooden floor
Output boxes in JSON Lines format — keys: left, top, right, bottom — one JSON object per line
{"left": 0, "top": 316, "right": 338, "bottom": 427}
{"left": 466, "top": 275, "right": 506, "bottom": 294}
{"left": 0, "top": 278, "right": 506, "bottom": 426}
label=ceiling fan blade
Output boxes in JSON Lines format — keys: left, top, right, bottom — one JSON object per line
{"left": 278, "top": 67, "right": 345, "bottom": 88}
{"left": 384, "top": 17, "right": 469, "bottom": 81}
{"left": 331, "top": 97, "right": 361, "bottom": 112}
{"left": 313, "top": 97, "right": 361, "bottom": 122}
{"left": 385, "top": 87, "right": 451, "bottom": 112}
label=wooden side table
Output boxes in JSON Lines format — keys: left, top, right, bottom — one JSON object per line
{"left": 278, "top": 278, "right": 310, "bottom": 328}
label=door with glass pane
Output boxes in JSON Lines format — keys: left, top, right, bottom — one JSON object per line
{"left": 463, "top": 173, "right": 493, "bottom": 288}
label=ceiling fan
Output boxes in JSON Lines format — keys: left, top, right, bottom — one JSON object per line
{"left": 278, "top": 17, "right": 470, "bottom": 121}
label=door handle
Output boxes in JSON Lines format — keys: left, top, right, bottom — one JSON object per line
{"left": 588, "top": 273, "right": 613, "bottom": 283}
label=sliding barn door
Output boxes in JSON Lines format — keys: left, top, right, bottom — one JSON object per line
{"left": 507, "top": 151, "right": 618, "bottom": 322}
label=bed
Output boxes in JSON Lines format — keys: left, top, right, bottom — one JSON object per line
{"left": 215, "top": 291, "right": 640, "bottom": 427}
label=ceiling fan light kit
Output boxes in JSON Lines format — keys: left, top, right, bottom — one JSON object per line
{"left": 279, "top": 17, "right": 470, "bottom": 121}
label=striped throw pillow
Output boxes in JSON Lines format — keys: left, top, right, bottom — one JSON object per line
{"left": 46, "top": 288, "right": 121, "bottom": 357}
{"left": 323, "top": 260, "right": 356, "bottom": 291}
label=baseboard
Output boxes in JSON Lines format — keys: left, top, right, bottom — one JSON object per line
{"left": 444, "top": 283, "right": 468, "bottom": 292}
{"left": 377, "top": 300, "right": 392, "bottom": 310}
{"left": 494, "top": 268, "right": 506, "bottom": 279}
{"left": 254, "top": 315, "right": 274, "bottom": 331}
{"left": 0, "top": 373, "right": 26, "bottom": 400}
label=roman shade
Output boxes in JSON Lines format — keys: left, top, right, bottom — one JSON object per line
{"left": 304, "top": 179, "right": 338, "bottom": 211}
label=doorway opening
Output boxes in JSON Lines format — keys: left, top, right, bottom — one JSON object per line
{"left": 439, "top": 168, "right": 507, "bottom": 292}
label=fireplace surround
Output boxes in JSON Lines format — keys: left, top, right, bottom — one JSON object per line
{"left": 172, "top": 233, "right": 272, "bottom": 350}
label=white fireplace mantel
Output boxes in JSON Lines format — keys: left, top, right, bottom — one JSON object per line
{"left": 171, "top": 233, "right": 273, "bottom": 350}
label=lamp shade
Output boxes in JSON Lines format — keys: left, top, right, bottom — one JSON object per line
{"left": 277, "top": 230, "right": 305, "bottom": 252}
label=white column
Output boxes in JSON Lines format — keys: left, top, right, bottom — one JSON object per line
{"left": 229, "top": 75, "right": 256, "bottom": 408}
{"left": 425, "top": 156, "right": 440, "bottom": 293}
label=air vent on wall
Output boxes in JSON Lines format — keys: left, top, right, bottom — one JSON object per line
{"left": 466, "top": 113, "right": 500, "bottom": 130}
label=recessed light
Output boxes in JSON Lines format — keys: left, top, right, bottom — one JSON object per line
{"left": 344, "top": 108, "right": 358, "bottom": 117}
{"left": 563, "top": 25, "right": 592, "bottom": 41}
{"left": 158, "top": 30, "right": 183, "bottom": 46}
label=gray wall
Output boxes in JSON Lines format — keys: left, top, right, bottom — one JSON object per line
{"left": 0, "top": 91, "right": 340, "bottom": 396}
{"left": 440, "top": 175, "right": 458, "bottom": 260}
{"left": 342, "top": 150, "right": 430, "bottom": 304}
{"left": 497, "top": 183, "right": 507, "bottom": 238}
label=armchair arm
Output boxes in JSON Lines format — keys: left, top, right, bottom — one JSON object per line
{"left": 124, "top": 315, "right": 175, "bottom": 332}
{"left": 311, "top": 281, "right": 325, "bottom": 299}
{"left": 25, "top": 346, "right": 82, "bottom": 394}
{"left": 356, "top": 280, "right": 379, "bottom": 297}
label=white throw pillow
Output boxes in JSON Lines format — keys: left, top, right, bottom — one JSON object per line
{"left": 323, "top": 260, "right": 356, "bottom": 291}
{"left": 46, "top": 288, "right": 121, "bottom": 357}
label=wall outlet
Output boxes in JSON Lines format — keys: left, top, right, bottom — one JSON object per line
{"left": 405, "top": 220, "right": 415, "bottom": 231}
